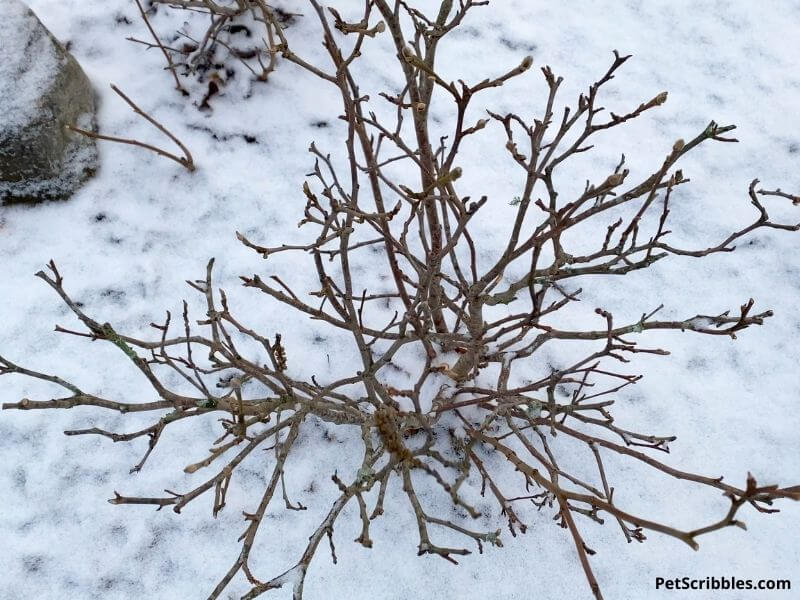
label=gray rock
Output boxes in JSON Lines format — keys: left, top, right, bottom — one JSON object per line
{"left": 0, "top": 0, "right": 98, "bottom": 205}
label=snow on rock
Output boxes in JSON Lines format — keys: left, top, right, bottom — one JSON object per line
{"left": 0, "top": 0, "right": 97, "bottom": 204}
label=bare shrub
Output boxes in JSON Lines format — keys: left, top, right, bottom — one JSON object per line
{"left": 127, "top": 0, "right": 300, "bottom": 106}
{"left": 4, "top": 2, "right": 800, "bottom": 599}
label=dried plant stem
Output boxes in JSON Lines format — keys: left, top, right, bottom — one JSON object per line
{"left": 68, "top": 84, "right": 195, "bottom": 172}
{"left": 132, "top": 0, "right": 188, "bottom": 95}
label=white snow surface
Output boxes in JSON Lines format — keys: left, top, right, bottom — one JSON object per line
{"left": 0, "top": 0, "right": 62, "bottom": 132}
{"left": 1, "top": 1, "right": 799, "bottom": 599}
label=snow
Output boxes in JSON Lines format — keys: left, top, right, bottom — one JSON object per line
{"left": 1, "top": 1, "right": 799, "bottom": 599}
{"left": 0, "top": 0, "right": 61, "bottom": 133}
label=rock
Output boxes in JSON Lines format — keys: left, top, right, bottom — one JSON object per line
{"left": 0, "top": 0, "right": 98, "bottom": 205}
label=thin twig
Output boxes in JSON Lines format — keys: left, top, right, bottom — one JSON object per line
{"left": 68, "top": 84, "right": 195, "bottom": 172}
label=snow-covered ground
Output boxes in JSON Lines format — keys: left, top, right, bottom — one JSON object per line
{"left": 1, "top": 1, "right": 799, "bottom": 598}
